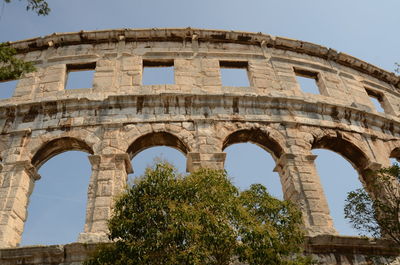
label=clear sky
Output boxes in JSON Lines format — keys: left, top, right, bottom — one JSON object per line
{"left": 0, "top": 0, "right": 398, "bottom": 246}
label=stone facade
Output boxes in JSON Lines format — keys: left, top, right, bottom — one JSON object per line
{"left": 0, "top": 28, "right": 399, "bottom": 264}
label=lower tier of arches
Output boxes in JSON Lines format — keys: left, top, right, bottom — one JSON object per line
{"left": 0, "top": 121, "right": 399, "bottom": 247}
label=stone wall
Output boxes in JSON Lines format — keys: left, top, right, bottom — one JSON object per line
{"left": 1, "top": 236, "right": 399, "bottom": 265}
{"left": 0, "top": 28, "right": 399, "bottom": 263}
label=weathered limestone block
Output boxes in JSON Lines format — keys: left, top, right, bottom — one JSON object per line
{"left": 92, "top": 59, "right": 116, "bottom": 91}
{"left": 13, "top": 73, "right": 35, "bottom": 98}
{"left": 186, "top": 152, "right": 226, "bottom": 172}
{"left": 384, "top": 93, "right": 400, "bottom": 116}
{"left": 174, "top": 59, "right": 201, "bottom": 89}
{"left": 117, "top": 55, "right": 142, "bottom": 89}
{"left": 200, "top": 58, "right": 221, "bottom": 89}
{"left": 322, "top": 72, "right": 350, "bottom": 100}
{"left": 270, "top": 60, "right": 299, "bottom": 91}
{"left": 248, "top": 59, "right": 279, "bottom": 90}
{"left": 37, "top": 64, "right": 67, "bottom": 94}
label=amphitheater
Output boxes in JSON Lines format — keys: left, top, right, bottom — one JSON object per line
{"left": 0, "top": 28, "right": 399, "bottom": 264}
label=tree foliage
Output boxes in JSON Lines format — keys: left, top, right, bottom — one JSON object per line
{"left": 344, "top": 164, "right": 400, "bottom": 245}
{"left": 4, "top": 0, "right": 50, "bottom": 16}
{"left": 0, "top": 0, "right": 50, "bottom": 82}
{"left": 84, "top": 163, "right": 313, "bottom": 265}
{"left": 0, "top": 43, "right": 35, "bottom": 81}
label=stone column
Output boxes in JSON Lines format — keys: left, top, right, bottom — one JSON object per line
{"left": 186, "top": 152, "right": 226, "bottom": 172}
{"left": 186, "top": 121, "right": 226, "bottom": 172}
{"left": 92, "top": 58, "right": 117, "bottom": 91}
{"left": 274, "top": 152, "right": 337, "bottom": 236}
{"left": 248, "top": 59, "right": 281, "bottom": 90}
{"left": 78, "top": 153, "right": 132, "bottom": 243}
{"left": 0, "top": 161, "right": 40, "bottom": 248}
{"left": 117, "top": 54, "right": 142, "bottom": 91}
{"left": 200, "top": 59, "right": 221, "bottom": 90}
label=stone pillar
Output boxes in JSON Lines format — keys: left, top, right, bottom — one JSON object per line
{"left": 0, "top": 161, "right": 40, "bottom": 248}
{"left": 274, "top": 153, "right": 337, "bottom": 236}
{"left": 117, "top": 54, "right": 142, "bottom": 90}
{"left": 78, "top": 153, "right": 132, "bottom": 243}
{"left": 34, "top": 64, "right": 67, "bottom": 98}
{"left": 248, "top": 59, "right": 281, "bottom": 90}
{"left": 92, "top": 58, "right": 117, "bottom": 91}
{"left": 200, "top": 59, "right": 221, "bottom": 90}
{"left": 186, "top": 152, "right": 226, "bottom": 172}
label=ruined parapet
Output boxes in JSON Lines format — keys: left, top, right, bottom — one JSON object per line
{"left": 0, "top": 28, "right": 399, "bottom": 264}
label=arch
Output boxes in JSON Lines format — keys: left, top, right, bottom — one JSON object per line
{"left": 22, "top": 150, "right": 92, "bottom": 246}
{"left": 222, "top": 129, "right": 284, "bottom": 161}
{"left": 224, "top": 142, "right": 283, "bottom": 199}
{"left": 312, "top": 135, "right": 370, "bottom": 175}
{"left": 390, "top": 147, "right": 400, "bottom": 162}
{"left": 31, "top": 137, "right": 94, "bottom": 169}
{"left": 127, "top": 132, "right": 190, "bottom": 159}
{"left": 312, "top": 149, "right": 363, "bottom": 235}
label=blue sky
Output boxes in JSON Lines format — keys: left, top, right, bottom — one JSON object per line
{"left": 0, "top": 0, "right": 398, "bottom": 245}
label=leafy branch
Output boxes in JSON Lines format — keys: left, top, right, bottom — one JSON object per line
{"left": 4, "top": 0, "right": 50, "bottom": 16}
{"left": 344, "top": 164, "right": 400, "bottom": 246}
{"left": 0, "top": 43, "right": 35, "bottom": 81}
{"left": 0, "top": 0, "right": 51, "bottom": 82}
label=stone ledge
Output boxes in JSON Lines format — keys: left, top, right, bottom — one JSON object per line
{"left": 0, "top": 243, "right": 98, "bottom": 265}
{"left": 0, "top": 93, "right": 399, "bottom": 139}
{"left": 305, "top": 235, "right": 400, "bottom": 257}
{"left": 0, "top": 236, "right": 398, "bottom": 265}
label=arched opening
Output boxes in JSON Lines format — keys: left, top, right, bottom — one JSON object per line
{"left": 21, "top": 137, "right": 93, "bottom": 246}
{"left": 312, "top": 149, "right": 363, "bottom": 235}
{"left": 224, "top": 143, "right": 283, "bottom": 199}
{"left": 312, "top": 136, "right": 369, "bottom": 236}
{"left": 390, "top": 148, "right": 400, "bottom": 165}
{"left": 127, "top": 132, "right": 189, "bottom": 180}
{"left": 223, "top": 129, "right": 284, "bottom": 199}
{"left": 222, "top": 129, "right": 283, "bottom": 160}
{"left": 312, "top": 135, "right": 369, "bottom": 175}
{"left": 31, "top": 137, "right": 94, "bottom": 168}
{"left": 131, "top": 147, "right": 187, "bottom": 180}
{"left": 127, "top": 132, "right": 189, "bottom": 159}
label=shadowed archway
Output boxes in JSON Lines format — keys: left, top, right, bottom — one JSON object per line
{"left": 222, "top": 129, "right": 284, "bottom": 161}
{"left": 31, "top": 137, "right": 94, "bottom": 169}
{"left": 312, "top": 135, "right": 370, "bottom": 176}
{"left": 127, "top": 132, "right": 190, "bottom": 159}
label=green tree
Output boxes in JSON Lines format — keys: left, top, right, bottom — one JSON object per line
{"left": 0, "top": 0, "right": 50, "bottom": 82}
{"left": 84, "top": 163, "right": 313, "bottom": 265}
{"left": 344, "top": 164, "right": 400, "bottom": 246}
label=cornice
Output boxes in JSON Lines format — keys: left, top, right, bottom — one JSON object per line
{"left": 0, "top": 93, "right": 398, "bottom": 139}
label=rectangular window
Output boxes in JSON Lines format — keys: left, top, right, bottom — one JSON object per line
{"left": 220, "top": 61, "right": 249, "bottom": 87}
{"left": 0, "top": 80, "right": 17, "bottom": 99}
{"left": 65, "top": 62, "right": 96, "bottom": 90}
{"left": 294, "top": 68, "right": 320, "bottom": 95}
{"left": 366, "top": 88, "right": 385, "bottom": 113}
{"left": 142, "top": 60, "right": 174, "bottom": 85}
